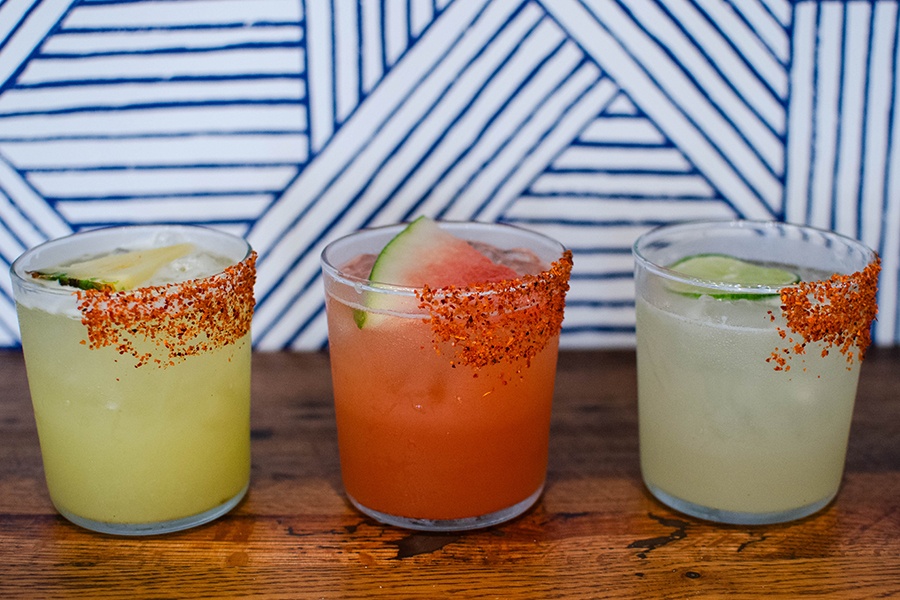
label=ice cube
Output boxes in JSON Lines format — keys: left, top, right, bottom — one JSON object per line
{"left": 470, "top": 242, "right": 548, "bottom": 276}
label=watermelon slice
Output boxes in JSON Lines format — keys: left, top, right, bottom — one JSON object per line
{"left": 356, "top": 216, "right": 519, "bottom": 327}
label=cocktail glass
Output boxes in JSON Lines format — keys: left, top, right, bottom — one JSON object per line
{"left": 633, "top": 220, "right": 879, "bottom": 525}
{"left": 10, "top": 225, "right": 256, "bottom": 535}
{"left": 321, "top": 221, "right": 572, "bottom": 531}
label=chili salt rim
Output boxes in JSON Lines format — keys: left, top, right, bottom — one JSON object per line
{"left": 632, "top": 219, "right": 876, "bottom": 299}
{"left": 321, "top": 220, "right": 573, "bottom": 374}
{"left": 767, "top": 256, "right": 880, "bottom": 370}
{"left": 633, "top": 219, "right": 880, "bottom": 371}
{"left": 10, "top": 225, "right": 256, "bottom": 369}
{"left": 416, "top": 249, "right": 573, "bottom": 373}
{"left": 76, "top": 251, "right": 256, "bottom": 368}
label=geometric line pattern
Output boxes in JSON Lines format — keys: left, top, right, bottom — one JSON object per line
{"left": 0, "top": 0, "right": 898, "bottom": 351}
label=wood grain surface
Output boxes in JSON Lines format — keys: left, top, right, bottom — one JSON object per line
{"left": 1, "top": 349, "right": 898, "bottom": 599}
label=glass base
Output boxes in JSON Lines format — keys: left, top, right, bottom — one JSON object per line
{"left": 55, "top": 482, "right": 249, "bottom": 536}
{"left": 348, "top": 485, "right": 544, "bottom": 532}
{"left": 646, "top": 482, "right": 836, "bottom": 525}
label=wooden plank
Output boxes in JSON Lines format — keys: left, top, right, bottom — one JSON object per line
{"left": 1, "top": 348, "right": 898, "bottom": 598}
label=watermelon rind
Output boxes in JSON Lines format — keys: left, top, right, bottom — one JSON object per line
{"left": 354, "top": 216, "right": 517, "bottom": 328}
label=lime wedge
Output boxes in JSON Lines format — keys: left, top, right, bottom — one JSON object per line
{"left": 29, "top": 243, "right": 194, "bottom": 292}
{"left": 667, "top": 253, "right": 799, "bottom": 299}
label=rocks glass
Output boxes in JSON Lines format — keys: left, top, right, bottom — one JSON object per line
{"left": 10, "top": 225, "right": 256, "bottom": 535}
{"left": 321, "top": 221, "right": 572, "bottom": 531}
{"left": 633, "top": 220, "right": 879, "bottom": 525}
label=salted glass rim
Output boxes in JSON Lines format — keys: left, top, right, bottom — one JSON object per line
{"left": 632, "top": 219, "right": 878, "bottom": 296}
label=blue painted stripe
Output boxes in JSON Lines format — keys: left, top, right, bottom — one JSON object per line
{"left": 37, "top": 42, "right": 304, "bottom": 59}
{"left": 757, "top": 0, "right": 791, "bottom": 31}
{"left": 828, "top": 4, "right": 849, "bottom": 232}
{"left": 464, "top": 59, "right": 601, "bottom": 219}
{"left": 0, "top": 1, "right": 43, "bottom": 55}
{"left": 708, "top": 0, "right": 787, "bottom": 64}
{"left": 560, "top": 324, "right": 636, "bottom": 334}
{"left": 280, "top": 298, "right": 326, "bottom": 352}
{"left": 566, "top": 299, "right": 635, "bottom": 308}
{"left": 569, "top": 139, "right": 676, "bottom": 149}
{"left": 12, "top": 73, "right": 306, "bottom": 90}
{"left": 0, "top": 130, "right": 306, "bottom": 142}
{"left": 399, "top": 32, "right": 575, "bottom": 220}
{"left": 250, "top": 3, "right": 501, "bottom": 270}
{"left": 568, "top": 271, "right": 634, "bottom": 280}
{"left": 252, "top": 207, "right": 347, "bottom": 338}
{"left": 27, "top": 161, "right": 302, "bottom": 173}
{"left": 59, "top": 22, "right": 304, "bottom": 34}
{"left": 855, "top": 3, "right": 877, "bottom": 234}
{"left": 506, "top": 216, "right": 674, "bottom": 228}
{"left": 251, "top": 1, "right": 520, "bottom": 304}
{"left": 521, "top": 191, "right": 717, "bottom": 201}
{"left": 0, "top": 158, "right": 60, "bottom": 248}
{"left": 659, "top": 0, "right": 784, "bottom": 140}
{"left": 0, "top": 98, "right": 304, "bottom": 117}
{"left": 68, "top": 218, "right": 251, "bottom": 229}
{"left": 805, "top": 2, "right": 822, "bottom": 225}
{"left": 877, "top": 3, "right": 900, "bottom": 341}
{"left": 541, "top": 166, "right": 700, "bottom": 176}
{"left": 47, "top": 190, "right": 275, "bottom": 201}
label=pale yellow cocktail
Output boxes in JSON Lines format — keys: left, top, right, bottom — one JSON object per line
{"left": 636, "top": 294, "right": 861, "bottom": 515}
{"left": 633, "top": 220, "right": 879, "bottom": 525}
{"left": 11, "top": 225, "right": 256, "bottom": 535}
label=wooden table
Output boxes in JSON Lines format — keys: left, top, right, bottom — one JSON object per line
{"left": 1, "top": 348, "right": 898, "bottom": 598}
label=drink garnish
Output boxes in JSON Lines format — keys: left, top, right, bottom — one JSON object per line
{"left": 667, "top": 253, "right": 800, "bottom": 299}
{"left": 355, "top": 216, "right": 519, "bottom": 328}
{"left": 350, "top": 216, "right": 573, "bottom": 373}
{"left": 28, "top": 243, "right": 194, "bottom": 292}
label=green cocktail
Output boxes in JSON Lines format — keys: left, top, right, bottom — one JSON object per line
{"left": 10, "top": 225, "right": 256, "bottom": 535}
{"left": 633, "top": 220, "right": 879, "bottom": 524}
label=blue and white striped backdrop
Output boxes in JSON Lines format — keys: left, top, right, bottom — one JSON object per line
{"left": 0, "top": 0, "right": 898, "bottom": 350}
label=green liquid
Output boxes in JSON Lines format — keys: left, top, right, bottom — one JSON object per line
{"left": 18, "top": 304, "right": 251, "bottom": 524}
{"left": 636, "top": 293, "right": 859, "bottom": 515}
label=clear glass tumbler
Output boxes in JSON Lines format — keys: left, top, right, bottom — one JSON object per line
{"left": 321, "top": 220, "right": 572, "bottom": 531}
{"left": 633, "top": 220, "right": 879, "bottom": 525}
{"left": 10, "top": 225, "right": 256, "bottom": 535}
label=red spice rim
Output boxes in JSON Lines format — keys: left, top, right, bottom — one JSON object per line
{"left": 633, "top": 219, "right": 878, "bottom": 295}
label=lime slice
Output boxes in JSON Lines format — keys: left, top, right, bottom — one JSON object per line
{"left": 667, "top": 253, "right": 799, "bottom": 299}
{"left": 29, "top": 243, "right": 194, "bottom": 292}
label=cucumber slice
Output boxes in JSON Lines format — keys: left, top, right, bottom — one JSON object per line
{"left": 28, "top": 243, "right": 194, "bottom": 292}
{"left": 356, "top": 217, "right": 517, "bottom": 328}
{"left": 667, "top": 253, "right": 800, "bottom": 299}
